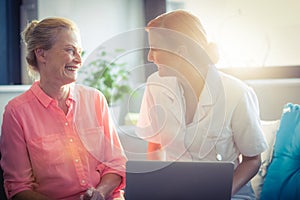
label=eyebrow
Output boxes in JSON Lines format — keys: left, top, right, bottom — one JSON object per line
{"left": 64, "top": 45, "right": 82, "bottom": 52}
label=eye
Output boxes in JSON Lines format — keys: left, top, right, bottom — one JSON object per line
{"left": 65, "top": 48, "right": 75, "bottom": 55}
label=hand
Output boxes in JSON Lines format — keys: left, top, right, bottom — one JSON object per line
{"left": 80, "top": 187, "right": 105, "bottom": 200}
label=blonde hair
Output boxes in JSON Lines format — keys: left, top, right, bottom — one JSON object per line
{"left": 146, "top": 10, "right": 219, "bottom": 64}
{"left": 21, "top": 17, "right": 79, "bottom": 79}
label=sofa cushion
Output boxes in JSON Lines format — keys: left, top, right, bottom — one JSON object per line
{"left": 251, "top": 120, "right": 280, "bottom": 199}
{"left": 260, "top": 103, "right": 300, "bottom": 200}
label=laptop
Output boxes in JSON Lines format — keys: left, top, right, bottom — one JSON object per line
{"left": 125, "top": 160, "right": 234, "bottom": 200}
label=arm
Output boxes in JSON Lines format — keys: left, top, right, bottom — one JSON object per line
{"left": 81, "top": 173, "right": 122, "bottom": 200}
{"left": 230, "top": 88, "right": 267, "bottom": 195}
{"left": 231, "top": 154, "right": 261, "bottom": 195}
{"left": 92, "top": 91, "right": 126, "bottom": 199}
{"left": 96, "top": 173, "right": 122, "bottom": 199}
{"left": 1, "top": 106, "right": 46, "bottom": 200}
{"left": 12, "top": 190, "right": 52, "bottom": 200}
{"left": 147, "top": 142, "right": 163, "bottom": 160}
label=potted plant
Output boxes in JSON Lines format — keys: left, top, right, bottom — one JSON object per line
{"left": 79, "top": 47, "right": 132, "bottom": 106}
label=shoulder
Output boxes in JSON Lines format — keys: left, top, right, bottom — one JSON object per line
{"left": 74, "top": 84, "right": 104, "bottom": 97}
{"left": 220, "top": 71, "right": 251, "bottom": 91}
{"left": 73, "top": 84, "right": 107, "bottom": 103}
{"left": 220, "top": 71, "right": 256, "bottom": 98}
{"left": 5, "top": 88, "right": 35, "bottom": 111}
{"left": 147, "top": 71, "right": 160, "bottom": 82}
{"left": 147, "top": 72, "right": 170, "bottom": 85}
{"left": 74, "top": 83, "right": 97, "bottom": 92}
{"left": 218, "top": 71, "right": 259, "bottom": 111}
{"left": 146, "top": 72, "right": 180, "bottom": 91}
{"left": 147, "top": 72, "right": 177, "bottom": 85}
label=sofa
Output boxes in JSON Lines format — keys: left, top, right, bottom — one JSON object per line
{"left": 250, "top": 120, "right": 280, "bottom": 199}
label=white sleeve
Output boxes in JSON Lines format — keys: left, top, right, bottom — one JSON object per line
{"left": 231, "top": 87, "right": 268, "bottom": 156}
{"left": 135, "top": 82, "right": 163, "bottom": 144}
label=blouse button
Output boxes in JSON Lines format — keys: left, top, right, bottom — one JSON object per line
{"left": 81, "top": 179, "right": 86, "bottom": 185}
{"left": 69, "top": 138, "right": 73, "bottom": 143}
{"left": 65, "top": 122, "right": 68, "bottom": 126}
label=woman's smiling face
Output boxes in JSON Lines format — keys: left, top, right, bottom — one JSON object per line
{"left": 39, "top": 29, "right": 82, "bottom": 85}
{"left": 147, "top": 31, "right": 184, "bottom": 77}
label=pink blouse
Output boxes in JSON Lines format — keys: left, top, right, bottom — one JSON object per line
{"left": 0, "top": 81, "right": 127, "bottom": 199}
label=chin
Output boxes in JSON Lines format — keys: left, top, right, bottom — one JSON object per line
{"left": 64, "top": 76, "right": 76, "bottom": 84}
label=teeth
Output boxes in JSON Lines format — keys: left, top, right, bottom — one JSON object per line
{"left": 65, "top": 66, "right": 77, "bottom": 71}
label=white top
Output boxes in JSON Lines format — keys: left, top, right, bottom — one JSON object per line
{"left": 136, "top": 66, "right": 267, "bottom": 168}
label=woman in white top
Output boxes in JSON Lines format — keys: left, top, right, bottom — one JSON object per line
{"left": 136, "top": 10, "right": 267, "bottom": 199}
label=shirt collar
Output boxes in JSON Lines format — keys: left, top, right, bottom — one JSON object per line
{"left": 199, "top": 65, "right": 223, "bottom": 106}
{"left": 30, "top": 81, "right": 76, "bottom": 108}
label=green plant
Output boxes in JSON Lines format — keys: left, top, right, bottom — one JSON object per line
{"left": 80, "top": 48, "right": 131, "bottom": 105}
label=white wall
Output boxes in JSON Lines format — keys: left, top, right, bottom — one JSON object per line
{"left": 21, "top": 0, "right": 146, "bottom": 85}
{"left": 38, "top": 0, "right": 144, "bottom": 59}
{"left": 172, "top": 0, "right": 300, "bottom": 68}
{"left": 38, "top": 0, "right": 300, "bottom": 68}
{"left": 247, "top": 79, "right": 300, "bottom": 120}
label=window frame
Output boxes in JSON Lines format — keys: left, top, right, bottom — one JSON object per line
{"left": 220, "top": 66, "right": 300, "bottom": 80}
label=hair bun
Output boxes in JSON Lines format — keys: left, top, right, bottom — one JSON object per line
{"left": 22, "top": 20, "right": 39, "bottom": 45}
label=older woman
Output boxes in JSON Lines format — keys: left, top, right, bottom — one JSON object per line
{"left": 0, "top": 17, "right": 127, "bottom": 200}
{"left": 136, "top": 10, "right": 267, "bottom": 199}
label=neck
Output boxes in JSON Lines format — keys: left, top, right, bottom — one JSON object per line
{"left": 39, "top": 81, "right": 70, "bottom": 102}
{"left": 178, "top": 64, "right": 206, "bottom": 99}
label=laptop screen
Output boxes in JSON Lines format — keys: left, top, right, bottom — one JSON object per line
{"left": 125, "top": 160, "right": 234, "bottom": 200}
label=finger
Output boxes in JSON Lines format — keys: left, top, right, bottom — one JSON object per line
{"left": 87, "top": 188, "right": 94, "bottom": 197}
{"left": 81, "top": 189, "right": 93, "bottom": 200}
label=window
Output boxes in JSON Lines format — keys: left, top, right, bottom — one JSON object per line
{"left": 166, "top": 0, "right": 300, "bottom": 79}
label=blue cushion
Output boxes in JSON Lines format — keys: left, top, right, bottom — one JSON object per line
{"left": 260, "top": 103, "right": 300, "bottom": 200}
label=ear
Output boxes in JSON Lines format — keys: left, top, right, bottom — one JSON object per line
{"left": 34, "top": 48, "right": 46, "bottom": 63}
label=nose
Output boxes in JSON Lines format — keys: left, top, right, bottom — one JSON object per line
{"left": 148, "top": 49, "right": 154, "bottom": 62}
{"left": 74, "top": 50, "right": 82, "bottom": 65}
